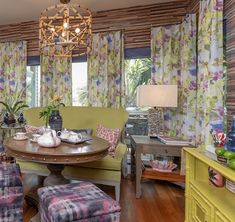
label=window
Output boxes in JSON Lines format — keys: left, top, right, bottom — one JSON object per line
{"left": 26, "top": 66, "right": 40, "bottom": 107}
{"left": 125, "top": 58, "right": 151, "bottom": 108}
{"left": 72, "top": 62, "right": 88, "bottom": 106}
{"left": 26, "top": 62, "right": 88, "bottom": 107}
{"left": 26, "top": 49, "right": 150, "bottom": 108}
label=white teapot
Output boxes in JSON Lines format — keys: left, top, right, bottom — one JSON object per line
{"left": 37, "top": 128, "right": 61, "bottom": 148}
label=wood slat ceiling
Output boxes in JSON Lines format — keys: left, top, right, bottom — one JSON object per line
{"left": 0, "top": 0, "right": 191, "bottom": 56}
{"left": 225, "top": 0, "right": 235, "bottom": 129}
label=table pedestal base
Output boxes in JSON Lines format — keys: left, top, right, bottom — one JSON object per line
{"left": 27, "top": 165, "right": 70, "bottom": 221}
{"left": 43, "top": 164, "right": 69, "bottom": 186}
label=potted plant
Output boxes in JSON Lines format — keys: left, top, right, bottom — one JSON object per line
{"left": 0, "top": 100, "right": 29, "bottom": 125}
{"left": 39, "top": 95, "right": 65, "bottom": 130}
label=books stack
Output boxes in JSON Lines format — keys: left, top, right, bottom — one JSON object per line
{"left": 155, "top": 134, "right": 191, "bottom": 146}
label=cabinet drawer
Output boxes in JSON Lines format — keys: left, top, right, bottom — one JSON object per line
{"left": 190, "top": 184, "right": 213, "bottom": 222}
{"left": 215, "top": 210, "right": 231, "bottom": 222}
{"left": 142, "top": 145, "right": 181, "bottom": 156}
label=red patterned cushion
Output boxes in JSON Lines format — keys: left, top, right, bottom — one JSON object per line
{"left": 96, "top": 124, "right": 121, "bottom": 157}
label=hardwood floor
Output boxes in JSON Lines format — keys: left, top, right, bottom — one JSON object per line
{"left": 22, "top": 174, "right": 185, "bottom": 222}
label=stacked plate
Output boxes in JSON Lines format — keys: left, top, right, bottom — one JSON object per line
{"left": 226, "top": 179, "right": 235, "bottom": 193}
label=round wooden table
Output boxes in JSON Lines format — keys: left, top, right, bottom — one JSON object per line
{"left": 4, "top": 136, "right": 110, "bottom": 186}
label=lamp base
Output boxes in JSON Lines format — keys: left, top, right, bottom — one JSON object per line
{"left": 148, "top": 107, "right": 164, "bottom": 136}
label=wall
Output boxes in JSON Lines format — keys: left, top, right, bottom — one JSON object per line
{"left": 0, "top": 1, "right": 190, "bottom": 56}
{"left": 225, "top": 0, "right": 235, "bottom": 129}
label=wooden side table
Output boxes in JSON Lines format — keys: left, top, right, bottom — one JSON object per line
{"left": 130, "top": 135, "right": 186, "bottom": 198}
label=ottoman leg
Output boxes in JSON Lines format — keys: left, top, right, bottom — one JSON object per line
{"left": 43, "top": 164, "right": 69, "bottom": 186}
{"left": 115, "top": 184, "right": 120, "bottom": 202}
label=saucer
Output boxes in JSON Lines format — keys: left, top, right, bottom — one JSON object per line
{"left": 68, "top": 138, "right": 82, "bottom": 143}
{"left": 30, "top": 138, "right": 38, "bottom": 143}
{"left": 13, "top": 136, "right": 28, "bottom": 141}
{"left": 61, "top": 137, "right": 92, "bottom": 144}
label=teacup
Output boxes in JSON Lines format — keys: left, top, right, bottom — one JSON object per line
{"left": 32, "top": 134, "right": 41, "bottom": 142}
{"left": 68, "top": 132, "right": 82, "bottom": 143}
{"left": 15, "top": 132, "right": 27, "bottom": 140}
{"left": 57, "top": 129, "right": 70, "bottom": 140}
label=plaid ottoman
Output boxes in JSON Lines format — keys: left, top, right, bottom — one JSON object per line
{"left": 38, "top": 182, "right": 121, "bottom": 222}
{"left": 0, "top": 163, "right": 23, "bottom": 222}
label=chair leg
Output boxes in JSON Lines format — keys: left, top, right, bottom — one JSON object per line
{"left": 121, "top": 153, "right": 128, "bottom": 178}
{"left": 115, "top": 184, "right": 120, "bottom": 202}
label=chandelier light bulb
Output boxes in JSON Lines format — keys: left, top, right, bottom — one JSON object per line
{"left": 63, "top": 22, "right": 68, "bottom": 29}
{"left": 50, "top": 27, "right": 55, "bottom": 32}
{"left": 62, "top": 32, "right": 66, "bottom": 37}
{"left": 75, "top": 28, "right": 80, "bottom": 34}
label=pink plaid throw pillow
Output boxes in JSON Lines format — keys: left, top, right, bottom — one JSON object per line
{"left": 96, "top": 124, "right": 121, "bottom": 157}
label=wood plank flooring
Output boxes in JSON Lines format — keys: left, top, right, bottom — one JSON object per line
{"left": 22, "top": 174, "right": 185, "bottom": 222}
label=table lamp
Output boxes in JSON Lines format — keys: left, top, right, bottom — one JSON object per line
{"left": 136, "top": 85, "right": 178, "bottom": 136}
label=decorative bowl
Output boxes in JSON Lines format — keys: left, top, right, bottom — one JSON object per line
{"left": 149, "top": 160, "right": 177, "bottom": 172}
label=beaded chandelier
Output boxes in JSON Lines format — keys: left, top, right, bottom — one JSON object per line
{"left": 39, "top": 0, "right": 92, "bottom": 57}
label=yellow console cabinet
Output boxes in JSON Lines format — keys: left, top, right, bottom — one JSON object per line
{"left": 183, "top": 148, "right": 235, "bottom": 222}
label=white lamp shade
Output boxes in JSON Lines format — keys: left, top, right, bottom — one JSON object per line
{"left": 137, "top": 85, "right": 178, "bottom": 107}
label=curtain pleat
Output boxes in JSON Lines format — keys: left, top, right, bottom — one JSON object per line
{"left": 40, "top": 53, "right": 72, "bottom": 107}
{"left": 196, "top": 0, "right": 224, "bottom": 146}
{"left": 151, "top": 14, "right": 197, "bottom": 143}
{"left": 87, "top": 31, "right": 125, "bottom": 108}
{"left": 0, "top": 41, "right": 27, "bottom": 102}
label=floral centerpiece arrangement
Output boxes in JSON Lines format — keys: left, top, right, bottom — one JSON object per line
{"left": 39, "top": 95, "right": 65, "bottom": 127}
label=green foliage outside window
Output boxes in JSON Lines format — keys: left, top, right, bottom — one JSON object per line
{"left": 125, "top": 58, "right": 151, "bottom": 107}
{"left": 77, "top": 87, "right": 88, "bottom": 106}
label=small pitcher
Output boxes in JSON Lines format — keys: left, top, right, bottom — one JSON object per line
{"left": 68, "top": 132, "right": 83, "bottom": 143}
{"left": 57, "top": 129, "right": 70, "bottom": 140}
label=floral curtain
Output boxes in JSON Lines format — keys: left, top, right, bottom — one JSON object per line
{"left": 151, "top": 14, "right": 197, "bottom": 143}
{"left": 40, "top": 53, "right": 72, "bottom": 106}
{"left": 87, "top": 31, "right": 125, "bottom": 108}
{"left": 196, "top": 0, "right": 224, "bottom": 146}
{"left": 0, "top": 41, "right": 27, "bottom": 102}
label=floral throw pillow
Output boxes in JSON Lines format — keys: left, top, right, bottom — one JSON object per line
{"left": 96, "top": 124, "right": 121, "bottom": 157}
